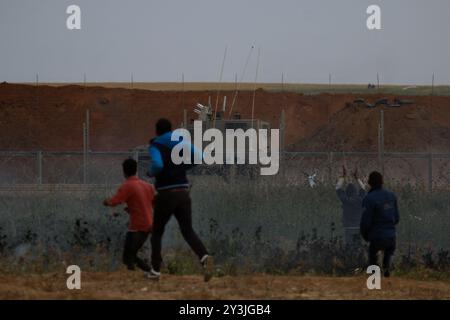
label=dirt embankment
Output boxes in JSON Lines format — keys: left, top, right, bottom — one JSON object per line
{"left": 1, "top": 83, "right": 450, "bottom": 152}
{"left": 0, "top": 272, "right": 449, "bottom": 299}
{"left": 292, "top": 97, "right": 450, "bottom": 153}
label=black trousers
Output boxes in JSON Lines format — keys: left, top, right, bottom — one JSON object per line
{"left": 123, "top": 231, "right": 151, "bottom": 272}
{"left": 151, "top": 189, "right": 208, "bottom": 272}
{"left": 344, "top": 227, "right": 361, "bottom": 247}
{"left": 369, "top": 237, "right": 396, "bottom": 270}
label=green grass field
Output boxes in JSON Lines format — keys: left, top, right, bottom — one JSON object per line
{"left": 0, "top": 175, "right": 449, "bottom": 276}
{"left": 18, "top": 82, "right": 450, "bottom": 96}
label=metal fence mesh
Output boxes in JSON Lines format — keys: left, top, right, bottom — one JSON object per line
{"left": 1, "top": 151, "right": 449, "bottom": 190}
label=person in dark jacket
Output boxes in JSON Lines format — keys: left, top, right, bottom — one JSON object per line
{"left": 360, "top": 171, "right": 400, "bottom": 277}
{"left": 146, "top": 118, "right": 213, "bottom": 282}
{"left": 336, "top": 166, "right": 366, "bottom": 246}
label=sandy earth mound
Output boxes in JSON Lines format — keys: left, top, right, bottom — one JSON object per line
{"left": 292, "top": 101, "right": 450, "bottom": 152}
{"left": 2, "top": 83, "right": 450, "bottom": 152}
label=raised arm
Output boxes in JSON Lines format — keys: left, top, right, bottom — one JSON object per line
{"left": 353, "top": 167, "right": 367, "bottom": 198}
{"left": 336, "top": 177, "right": 345, "bottom": 190}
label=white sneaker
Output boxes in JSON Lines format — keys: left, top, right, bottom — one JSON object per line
{"left": 146, "top": 269, "right": 161, "bottom": 281}
{"left": 200, "top": 255, "right": 214, "bottom": 282}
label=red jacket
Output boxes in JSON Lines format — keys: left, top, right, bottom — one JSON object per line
{"left": 107, "top": 176, "right": 155, "bottom": 232}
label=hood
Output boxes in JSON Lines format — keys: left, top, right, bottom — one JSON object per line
{"left": 152, "top": 131, "right": 182, "bottom": 149}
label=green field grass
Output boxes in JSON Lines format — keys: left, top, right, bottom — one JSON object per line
{"left": 17, "top": 82, "right": 450, "bottom": 96}
{"left": 0, "top": 174, "right": 449, "bottom": 275}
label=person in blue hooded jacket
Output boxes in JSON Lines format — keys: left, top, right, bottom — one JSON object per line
{"left": 146, "top": 118, "right": 213, "bottom": 282}
{"left": 360, "top": 171, "right": 400, "bottom": 277}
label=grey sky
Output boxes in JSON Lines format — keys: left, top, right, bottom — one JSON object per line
{"left": 1, "top": 0, "right": 449, "bottom": 84}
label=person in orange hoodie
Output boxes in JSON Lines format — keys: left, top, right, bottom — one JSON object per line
{"left": 103, "top": 158, "right": 155, "bottom": 272}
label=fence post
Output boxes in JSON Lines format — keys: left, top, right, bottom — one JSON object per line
{"left": 133, "top": 150, "right": 139, "bottom": 161}
{"left": 378, "top": 109, "right": 385, "bottom": 174}
{"left": 428, "top": 152, "right": 433, "bottom": 192}
{"left": 280, "top": 109, "right": 286, "bottom": 153}
{"left": 328, "top": 151, "right": 333, "bottom": 185}
{"left": 83, "top": 122, "right": 87, "bottom": 184}
{"left": 37, "top": 151, "right": 43, "bottom": 185}
{"left": 86, "top": 109, "right": 90, "bottom": 152}
{"left": 133, "top": 150, "right": 140, "bottom": 177}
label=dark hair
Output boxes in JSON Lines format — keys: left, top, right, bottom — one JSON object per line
{"left": 122, "top": 158, "right": 137, "bottom": 177}
{"left": 156, "top": 118, "right": 172, "bottom": 136}
{"left": 368, "top": 171, "right": 383, "bottom": 189}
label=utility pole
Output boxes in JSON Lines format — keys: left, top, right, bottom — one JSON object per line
{"left": 83, "top": 122, "right": 87, "bottom": 184}
{"left": 378, "top": 109, "right": 384, "bottom": 174}
{"left": 84, "top": 72, "right": 90, "bottom": 182}
{"left": 251, "top": 47, "right": 261, "bottom": 130}
{"left": 82, "top": 72, "right": 90, "bottom": 184}
{"left": 377, "top": 73, "right": 380, "bottom": 91}
{"left": 213, "top": 46, "right": 228, "bottom": 128}
{"left": 328, "top": 152, "right": 333, "bottom": 185}
{"left": 35, "top": 73, "right": 39, "bottom": 109}
{"left": 429, "top": 73, "right": 434, "bottom": 192}
{"left": 280, "top": 109, "right": 286, "bottom": 154}
{"left": 37, "top": 151, "right": 43, "bottom": 185}
{"left": 86, "top": 109, "right": 90, "bottom": 152}
{"left": 428, "top": 153, "right": 433, "bottom": 193}
{"left": 431, "top": 73, "right": 435, "bottom": 96}
{"left": 182, "top": 73, "right": 185, "bottom": 110}
{"left": 328, "top": 73, "right": 332, "bottom": 123}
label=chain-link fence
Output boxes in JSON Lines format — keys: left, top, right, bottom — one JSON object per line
{"left": 0, "top": 151, "right": 137, "bottom": 185}
{"left": 1, "top": 150, "right": 450, "bottom": 190}
{"left": 282, "top": 151, "right": 450, "bottom": 190}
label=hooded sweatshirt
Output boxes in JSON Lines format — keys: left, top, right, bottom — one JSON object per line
{"left": 336, "top": 178, "right": 366, "bottom": 228}
{"left": 360, "top": 187, "right": 400, "bottom": 241}
{"left": 148, "top": 131, "right": 202, "bottom": 191}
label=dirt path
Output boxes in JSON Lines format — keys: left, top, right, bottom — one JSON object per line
{"left": 0, "top": 272, "right": 449, "bottom": 299}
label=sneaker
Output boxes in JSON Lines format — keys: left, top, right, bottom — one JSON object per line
{"left": 353, "top": 267, "right": 362, "bottom": 275}
{"left": 201, "top": 255, "right": 214, "bottom": 282}
{"left": 146, "top": 269, "right": 161, "bottom": 281}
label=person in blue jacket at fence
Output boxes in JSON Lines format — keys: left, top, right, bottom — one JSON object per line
{"left": 360, "top": 171, "right": 400, "bottom": 277}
